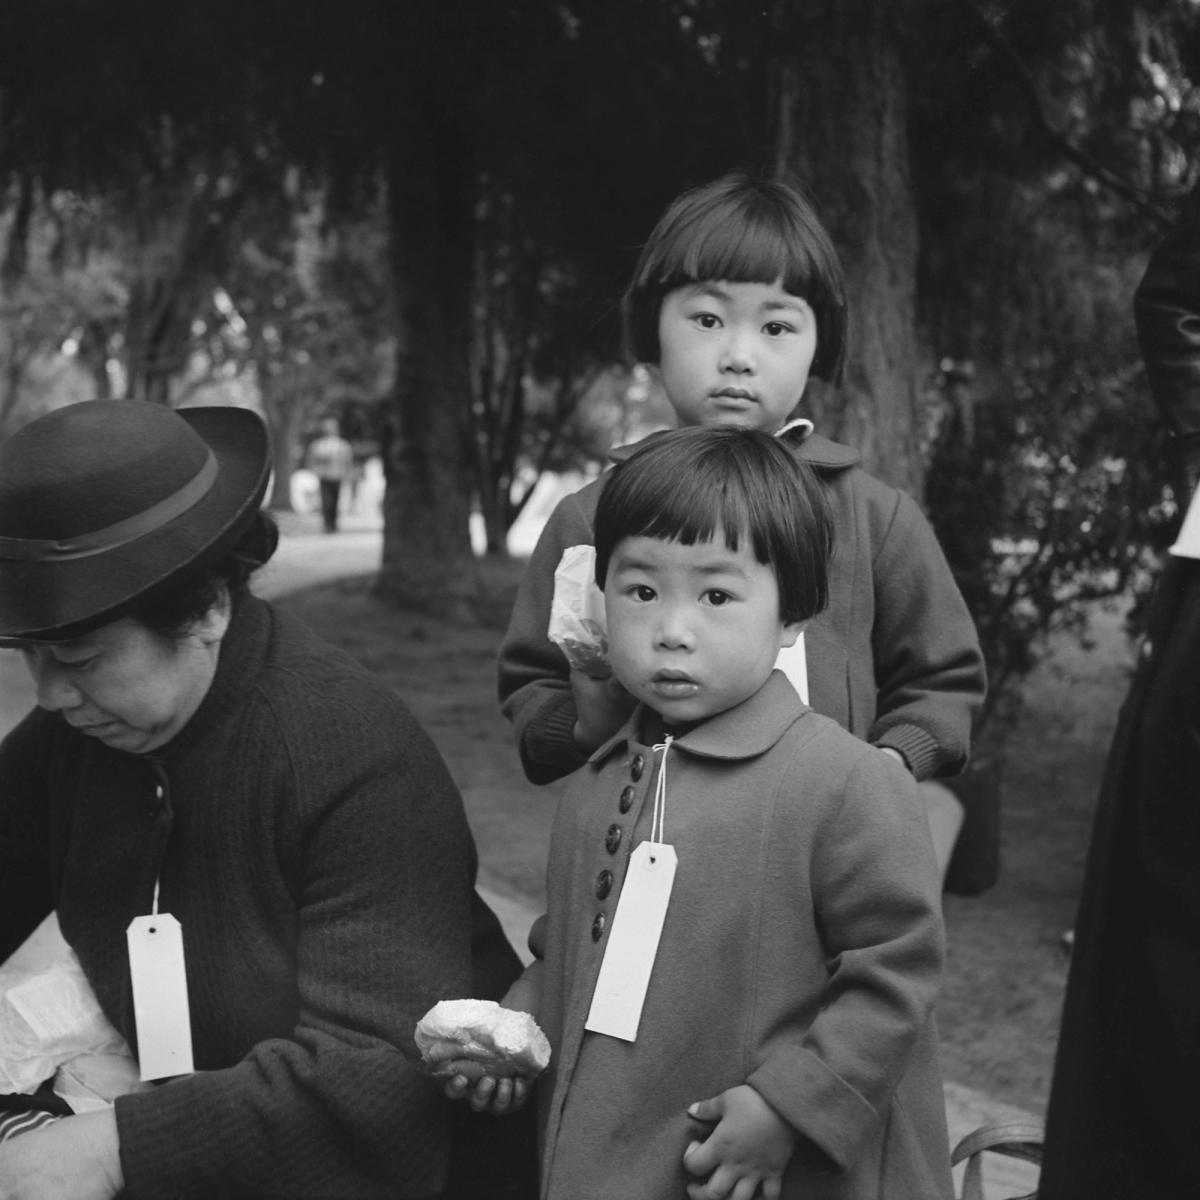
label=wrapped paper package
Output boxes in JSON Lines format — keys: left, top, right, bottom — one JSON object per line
{"left": 0, "top": 913, "right": 147, "bottom": 1110}
{"left": 548, "top": 544, "right": 610, "bottom": 678}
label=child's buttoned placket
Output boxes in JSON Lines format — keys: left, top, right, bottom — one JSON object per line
{"left": 589, "top": 746, "right": 650, "bottom": 945}
{"left": 583, "top": 734, "right": 677, "bottom": 1041}
{"left": 542, "top": 739, "right": 661, "bottom": 1190}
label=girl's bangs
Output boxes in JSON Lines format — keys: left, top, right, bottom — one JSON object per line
{"left": 673, "top": 213, "right": 817, "bottom": 296}
{"left": 623, "top": 471, "right": 756, "bottom": 558}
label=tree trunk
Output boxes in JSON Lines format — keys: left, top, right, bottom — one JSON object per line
{"left": 123, "top": 178, "right": 247, "bottom": 408}
{"left": 479, "top": 490, "right": 508, "bottom": 558}
{"left": 376, "top": 109, "right": 480, "bottom": 618}
{"left": 771, "top": 0, "right": 923, "bottom": 496}
{"left": 261, "top": 376, "right": 302, "bottom": 512}
{"left": 124, "top": 277, "right": 190, "bottom": 406}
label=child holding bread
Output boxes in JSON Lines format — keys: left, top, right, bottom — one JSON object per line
{"left": 429, "top": 427, "right": 952, "bottom": 1199}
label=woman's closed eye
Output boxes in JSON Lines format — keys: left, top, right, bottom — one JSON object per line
{"left": 21, "top": 648, "right": 96, "bottom": 672}
{"left": 56, "top": 654, "right": 97, "bottom": 672}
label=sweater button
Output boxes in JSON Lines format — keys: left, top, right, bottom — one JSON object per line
{"left": 594, "top": 869, "right": 613, "bottom": 900}
{"left": 630, "top": 754, "right": 645, "bottom": 781}
{"left": 618, "top": 785, "right": 635, "bottom": 814}
{"left": 591, "top": 912, "right": 606, "bottom": 941}
{"left": 605, "top": 824, "right": 622, "bottom": 854}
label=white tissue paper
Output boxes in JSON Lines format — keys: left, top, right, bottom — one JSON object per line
{"left": 548, "top": 544, "right": 611, "bottom": 678}
{"left": 0, "top": 913, "right": 146, "bottom": 1109}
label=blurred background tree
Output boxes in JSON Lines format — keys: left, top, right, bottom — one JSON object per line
{"left": 0, "top": 0, "right": 1196, "bottom": 713}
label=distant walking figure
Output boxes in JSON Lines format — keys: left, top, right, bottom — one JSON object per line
{"left": 306, "top": 417, "right": 354, "bottom": 532}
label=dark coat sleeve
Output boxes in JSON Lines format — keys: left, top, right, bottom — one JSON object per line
{"left": 864, "top": 484, "right": 986, "bottom": 779}
{"left": 0, "top": 711, "right": 56, "bottom": 963}
{"left": 497, "top": 485, "right": 600, "bottom": 784}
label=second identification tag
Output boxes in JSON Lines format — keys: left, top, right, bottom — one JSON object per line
{"left": 585, "top": 738, "right": 677, "bottom": 1042}
{"left": 126, "top": 880, "right": 194, "bottom": 1080}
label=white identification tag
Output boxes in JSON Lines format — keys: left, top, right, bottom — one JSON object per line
{"left": 776, "top": 631, "right": 809, "bottom": 704}
{"left": 126, "top": 912, "right": 194, "bottom": 1080}
{"left": 1170, "top": 487, "right": 1200, "bottom": 559}
{"left": 585, "top": 840, "right": 677, "bottom": 1041}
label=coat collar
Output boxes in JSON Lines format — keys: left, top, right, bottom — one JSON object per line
{"left": 589, "top": 670, "right": 811, "bottom": 766}
{"left": 607, "top": 425, "right": 860, "bottom": 471}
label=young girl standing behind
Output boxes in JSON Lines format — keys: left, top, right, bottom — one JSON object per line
{"left": 455, "top": 427, "right": 952, "bottom": 1198}
{"left": 499, "top": 171, "right": 984, "bottom": 792}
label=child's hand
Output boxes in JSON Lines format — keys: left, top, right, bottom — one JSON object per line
{"left": 876, "top": 745, "right": 908, "bottom": 771}
{"left": 570, "top": 668, "right": 636, "bottom": 752}
{"left": 439, "top": 1060, "right": 532, "bottom": 1116}
{"left": 681, "top": 1085, "right": 795, "bottom": 1200}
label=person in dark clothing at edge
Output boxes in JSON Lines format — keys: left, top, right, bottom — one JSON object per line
{"left": 0, "top": 399, "right": 535, "bottom": 1199}
{"left": 1040, "top": 194, "right": 1200, "bottom": 1198}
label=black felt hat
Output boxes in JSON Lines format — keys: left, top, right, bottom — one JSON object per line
{"left": 0, "top": 400, "right": 270, "bottom": 644}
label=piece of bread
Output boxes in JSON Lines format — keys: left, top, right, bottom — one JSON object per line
{"left": 415, "top": 998, "right": 551, "bottom": 1079}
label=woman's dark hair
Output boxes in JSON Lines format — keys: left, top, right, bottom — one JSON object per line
{"left": 623, "top": 170, "right": 848, "bottom": 383}
{"left": 593, "top": 427, "right": 833, "bottom": 625}
{"left": 134, "top": 510, "right": 280, "bottom": 638}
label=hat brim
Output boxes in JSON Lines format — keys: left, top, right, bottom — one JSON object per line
{"left": 0, "top": 406, "right": 270, "bottom": 643}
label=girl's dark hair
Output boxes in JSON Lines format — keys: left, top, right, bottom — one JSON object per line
{"left": 134, "top": 510, "right": 280, "bottom": 638}
{"left": 623, "top": 170, "right": 848, "bottom": 383}
{"left": 594, "top": 427, "right": 833, "bottom": 625}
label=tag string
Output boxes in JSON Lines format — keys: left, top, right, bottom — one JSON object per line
{"left": 650, "top": 736, "right": 673, "bottom": 847}
{"left": 151, "top": 877, "right": 161, "bottom": 918}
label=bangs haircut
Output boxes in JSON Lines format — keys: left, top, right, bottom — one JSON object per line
{"left": 624, "top": 170, "right": 848, "bottom": 382}
{"left": 594, "top": 426, "right": 833, "bottom": 625}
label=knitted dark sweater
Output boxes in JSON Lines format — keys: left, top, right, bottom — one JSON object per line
{"left": 0, "top": 597, "right": 521, "bottom": 1199}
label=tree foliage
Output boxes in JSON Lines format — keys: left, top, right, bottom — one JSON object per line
{"left": 908, "top": 0, "right": 1199, "bottom": 720}
{"left": 1, "top": 0, "right": 1198, "bottom": 700}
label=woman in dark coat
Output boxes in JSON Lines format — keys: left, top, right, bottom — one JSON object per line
{"left": 0, "top": 399, "right": 533, "bottom": 1199}
{"left": 1039, "top": 200, "right": 1200, "bottom": 1198}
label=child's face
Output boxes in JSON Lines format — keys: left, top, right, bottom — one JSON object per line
{"left": 655, "top": 279, "right": 817, "bottom": 434}
{"left": 604, "top": 530, "right": 802, "bottom": 726}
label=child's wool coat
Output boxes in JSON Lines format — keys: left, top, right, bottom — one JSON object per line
{"left": 531, "top": 672, "right": 954, "bottom": 1200}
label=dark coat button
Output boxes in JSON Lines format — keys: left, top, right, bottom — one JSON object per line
{"left": 605, "top": 824, "right": 622, "bottom": 854}
{"left": 595, "top": 869, "right": 613, "bottom": 899}
{"left": 618, "top": 785, "right": 636, "bottom": 813}
{"left": 630, "top": 754, "right": 645, "bottom": 781}
{"left": 591, "top": 912, "right": 606, "bottom": 941}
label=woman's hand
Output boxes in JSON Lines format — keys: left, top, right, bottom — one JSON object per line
{"left": 681, "top": 1085, "right": 795, "bottom": 1200}
{"left": 570, "top": 668, "right": 636, "bottom": 753}
{"left": 0, "top": 1109, "right": 124, "bottom": 1200}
